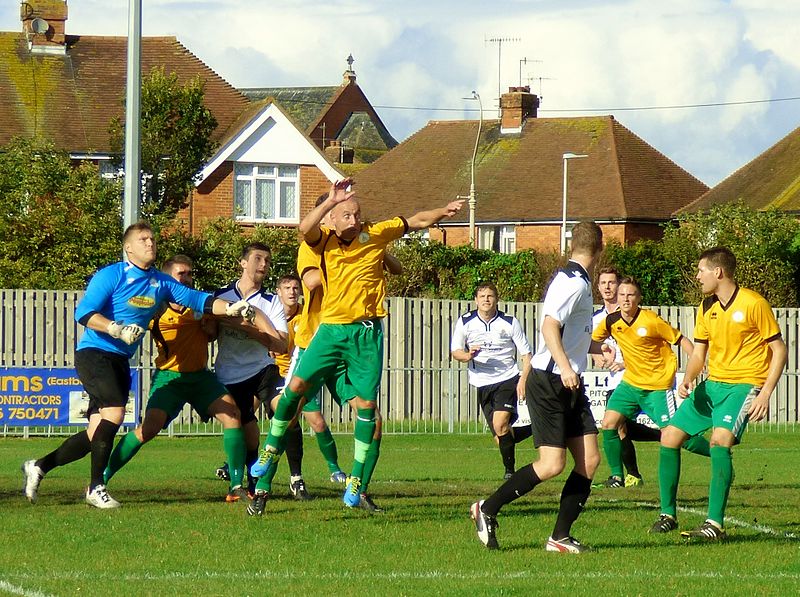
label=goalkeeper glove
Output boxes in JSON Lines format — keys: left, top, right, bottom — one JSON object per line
{"left": 107, "top": 321, "right": 145, "bottom": 345}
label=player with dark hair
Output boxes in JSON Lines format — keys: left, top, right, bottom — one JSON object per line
{"left": 471, "top": 221, "right": 611, "bottom": 553}
{"left": 651, "top": 247, "right": 786, "bottom": 540}
{"left": 593, "top": 276, "right": 709, "bottom": 490}
{"left": 452, "top": 281, "right": 532, "bottom": 479}
{"left": 102, "top": 255, "right": 280, "bottom": 502}
{"left": 21, "top": 224, "right": 256, "bottom": 508}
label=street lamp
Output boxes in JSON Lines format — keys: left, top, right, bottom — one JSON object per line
{"left": 462, "top": 91, "right": 483, "bottom": 247}
{"left": 561, "top": 152, "right": 588, "bottom": 255}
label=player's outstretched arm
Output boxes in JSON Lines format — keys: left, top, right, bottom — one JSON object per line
{"left": 299, "top": 179, "right": 355, "bottom": 245}
{"left": 406, "top": 200, "right": 464, "bottom": 231}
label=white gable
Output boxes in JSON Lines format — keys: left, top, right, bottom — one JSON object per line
{"left": 197, "top": 103, "right": 342, "bottom": 185}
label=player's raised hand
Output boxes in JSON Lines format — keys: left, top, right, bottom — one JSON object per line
{"left": 443, "top": 199, "right": 464, "bottom": 218}
{"left": 329, "top": 178, "right": 356, "bottom": 205}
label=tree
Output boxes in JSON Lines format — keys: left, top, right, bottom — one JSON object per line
{"left": 109, "top": 67, "right": 218, "bottom": 223}
{"left": 0, "top": 138, "right": 122, "bottom": 289}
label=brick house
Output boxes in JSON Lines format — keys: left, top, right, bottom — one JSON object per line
{"left": 352, "top": 87, "right": 709, "bottom": 252}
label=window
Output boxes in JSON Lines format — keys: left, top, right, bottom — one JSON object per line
{"left": 478, "top": 225, "right": 516, "bottom": 254}
{"left": 233, "top": 163, "right": 298, "bottom": 223}
{"left": 98, "top": 160, "right": 122, "bottom": 180}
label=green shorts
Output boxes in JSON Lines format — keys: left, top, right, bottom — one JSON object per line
{"left": 669, "top": 379, "right": 757, "bottom": 442}
{"left": 289, "top": 347, "right": 357, "bottom": 410}
{"left": 606, "top": 380, "right": 678, "bottom": 428}
{"left": 293, "top": 320, "right": 383, "bottom": 403}
{"left": 147, "top": 369, "right": 228, "bottom": 426}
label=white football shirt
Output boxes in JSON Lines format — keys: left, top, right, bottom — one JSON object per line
{"left": 213, "top": 282, "right": 288, "bottom": 385}
{"left": 451, "top": 309, "right": 532, "bottom": 387}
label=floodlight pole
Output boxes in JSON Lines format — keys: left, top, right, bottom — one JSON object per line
{"left": 123, "top": 0, "right": 142, "bottom": 232}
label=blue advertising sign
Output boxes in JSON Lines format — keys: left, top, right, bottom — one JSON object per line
{"left": 0, "top": 368, "right": 140, "bottom": 426}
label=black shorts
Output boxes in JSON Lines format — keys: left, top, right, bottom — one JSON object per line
{"left": 477, "top": 375, "right": 519, "bottom": 432}
{"left": 74, "top": 348, "right": 131, "bottom": 418}
{"left": 527, "top": 369, "right": 597, "bottom": 449}
{"left": 225, "top": 365, "right": 283, "bottom": 425}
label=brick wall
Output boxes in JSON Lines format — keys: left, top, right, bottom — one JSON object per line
{"left": 299, "top": 166, "right": 332, "bottom": 218}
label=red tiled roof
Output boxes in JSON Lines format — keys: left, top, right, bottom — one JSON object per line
{"left": 0, "top": 32, "right": 249, "bottom": 153}
{"left": 352, "top": 116, "right": 707, "bottom": 224}
{"left": 679, "top": 124, "right": 800, "bottom": 213}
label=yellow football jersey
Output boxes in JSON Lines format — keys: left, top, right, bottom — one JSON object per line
{"left": 274, "top": 308, "right": 300, "bottom": 378}
{"left": 694, "top": 286, "right": 781, "bottom": 385}
{"left": 310, "top": 218, "right": 408, "bottom": 324}
{"left": 294, "top": 242, "right": 323, "bottom": 350}
{"left": 150, "top": 305, "right": 210, "bottom": 373}
{"left": 592, "top": 307, "right": 683, "bottom": 390}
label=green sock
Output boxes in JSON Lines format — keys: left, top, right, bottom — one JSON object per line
{"left": 658, "top": 446, "right": 681, "bottom": 518}
{"left": 254, "top": 434, "right": 287, "bottom": 493}
{"left": 266, "top": 388, "right": 302, "bottom": 450}
{"left": 601, "top": 428, "right": 624, "bottom": 478}
{"left": 315, "top": 427, "right": 341, "bottom": 474}
{"left": 361, "top": 435, "right": 381, "bottom": 493}
{"left": 103, "top": 432, "right": 143, "bottom": 483}
{"left": 351, "top": 408, "right": 376, "bottom": 480}
{"left": 683, "top": 434, "right": 711, "bottom": 457}
{"left": 223, "top": 427, "right": 246, "bottom": 489}
{"left": 708, "top": 446, "right": 732, "bottom": 526}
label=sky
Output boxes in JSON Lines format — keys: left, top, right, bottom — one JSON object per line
{"left": 3, "top": 0, "right": 800, "bottom": 186}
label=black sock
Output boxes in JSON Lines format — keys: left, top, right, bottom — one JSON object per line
{"left": 512, "top": 425, "right": 533, "bottom": 444}
{"left": 498, "top": 433, "right": 515, "bottom": 474}
{"left": 37, "top": 430, "right": 91, "bottom": 474}
{"left": 90, "top": 420, "right": 120, "bottom": 489}
{"left": 552, "top": 471, "right": 592, "bottom": 540}
{"left": 285, "top": 425, "right": 304, "bottom": 477}
{"left": 620, "top": 436, "right": 640, "bottom": 478}
{"left": 482, "top": 465, "right": 541, "bottom": 517}
{"left": 626, "top": 420, "right": 661, "bottom": 442}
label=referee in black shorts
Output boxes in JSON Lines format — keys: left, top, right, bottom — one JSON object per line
{"left": 471, "top": 221, "right": 611, "bottom": 553}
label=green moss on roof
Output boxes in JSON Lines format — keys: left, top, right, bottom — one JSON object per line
{"left": 338, "top": 112, "right": 393, "bottom": 151}
{"left": 548, "top": 117, "right": 608, "bottom": 147}
{"left": 241, "top": 86, "right": 337, "bottom": 130}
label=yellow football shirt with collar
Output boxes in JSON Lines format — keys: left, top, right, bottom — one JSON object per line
{"left": 693, "top": 286, "right": 781, "bottom": 385}
{"left": 294, "top": 241, "right": 323, "bottom": 350}
{"left": 310, "top": 218, "right": 408, "bottom": 324}
{"left": 592, "top": 307, "right": 683, "bottom": 390}
{"left": 274, "top": 308, "right": 300, "bottom": 378}
{"left": 150, "top": 306, "right": 210, "bottom": 373}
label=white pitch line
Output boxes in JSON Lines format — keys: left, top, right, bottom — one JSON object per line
{"left": 0, "top": 579, "right": 53, "bottom": 597}
{"left": 631, "top": 500, "right": 798, "bottom": 538}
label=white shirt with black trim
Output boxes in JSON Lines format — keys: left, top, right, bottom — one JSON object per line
{"left": 451, "top": 309, "right": 532, "bottom": 388}
{"left": 531, "top": 260, "right": 594, "bottom": 376}
{"left": 213, "top": 282, "right": 288, "bottom": 385}
{"left": 592, "top": 305, "right": 623, "bottom": 391}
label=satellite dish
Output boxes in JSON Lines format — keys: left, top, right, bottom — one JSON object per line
{"left": 31, "top": 18, "right": 49, "bottom": 34}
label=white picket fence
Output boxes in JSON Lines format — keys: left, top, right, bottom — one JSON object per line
{"left": 1, "top": 291, "right": 797, "bottom": 436}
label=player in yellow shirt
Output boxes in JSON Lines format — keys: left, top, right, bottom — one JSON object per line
{"left": 252, "top": 178, "right": 462, "bottom": 508}
{"left": 101, "top": 255, "right": 282, "bottom": 502}
{"left": 592, "top": 277, "right": 709, "bottom": 488}
{"left": 651, "top": 247, "right": 786, "bottom": 540}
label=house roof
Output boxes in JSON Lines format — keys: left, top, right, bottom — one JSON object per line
{"left": 351, "top": 116, "right": 708, "bottom": 224}
{"left": 678, "top": 124, "right": 800, "bottom": 214}
{"left": 241, "top": 86, "right": 338, "bottom": 131}
{"left": 0, "top": 32, "right": 249, "bottom": 154}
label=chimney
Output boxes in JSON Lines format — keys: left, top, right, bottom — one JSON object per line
{"left": 324, "top": 140, "right": 354, "bottom": 164}
{"left": 500, "top": 86, "right": 539, "bottom": 134}
{"left": 20, "top": 0, "right": 68, "bottom": 55}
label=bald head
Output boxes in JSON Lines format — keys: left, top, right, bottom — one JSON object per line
{"left": 329, "top": 197, "right": 362, "bottom": 240}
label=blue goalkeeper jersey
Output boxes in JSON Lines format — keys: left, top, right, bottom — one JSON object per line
{"left": 75, "top": 261, "right": 213, "bottom": 358}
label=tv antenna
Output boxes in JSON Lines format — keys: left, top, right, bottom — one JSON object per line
{"left": 518, "top": 57, "right": 542, "bottom": 87}
{"left": 486, "top": 35, "right": 520, "bottom": 117}
{"left": 526, "top": 74, "right": 556, "bottom": 102}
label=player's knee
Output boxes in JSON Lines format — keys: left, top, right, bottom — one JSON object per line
{"left": 585, "top": 451, "right": 602, "bottom": 477}
{"left": 709, "top": 430, "right": 734, "bottom": 448}
{"left": 288, "top": 376, "right": 309, "bottom": 395}
{"left": 601, "top": 410, "right": 623, "bottom": 431}
{"left": 660, "top": 425, "right": 685, "bottom": 449}
{"left": 304, "top": 413, "right": 327, "bottom": 433}
{"left": 535, "top": 457, "right": 566, "bottom": 480}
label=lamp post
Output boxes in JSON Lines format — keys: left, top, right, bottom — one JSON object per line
{"left": 462, "top": 91, "right": 483, "bottom": 247}
{"left": 561, "top": 152, "right": 588, "bottom": 255}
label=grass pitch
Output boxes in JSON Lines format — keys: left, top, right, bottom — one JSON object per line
{"left": 1, "top": 431, "right": 798, "bottom": 596}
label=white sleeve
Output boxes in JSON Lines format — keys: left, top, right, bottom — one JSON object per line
{"left": 511, "top": 318, "right": 532, "bottom": 355}
{"left": 451, "top": 317, "right": 466, "bottom": 352}
{"left": 541, "top": 276, "right": 582, "bottom": 326}
{"left": 268, "top": 298, "right": 288, "bottom": 333}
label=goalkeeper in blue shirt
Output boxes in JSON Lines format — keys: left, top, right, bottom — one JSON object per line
{"left": 21, "top": 222, "right": 257, "bottom": 508}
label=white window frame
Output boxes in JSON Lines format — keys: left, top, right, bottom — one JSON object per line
{"left": 499, "top": 225, "right": 516, "bottom": 254}
{"left": 478, "top": 225, "right": 516, "bottom": 254}
{"left": 233, "top": 163, "right": 300, "bottom": 224}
